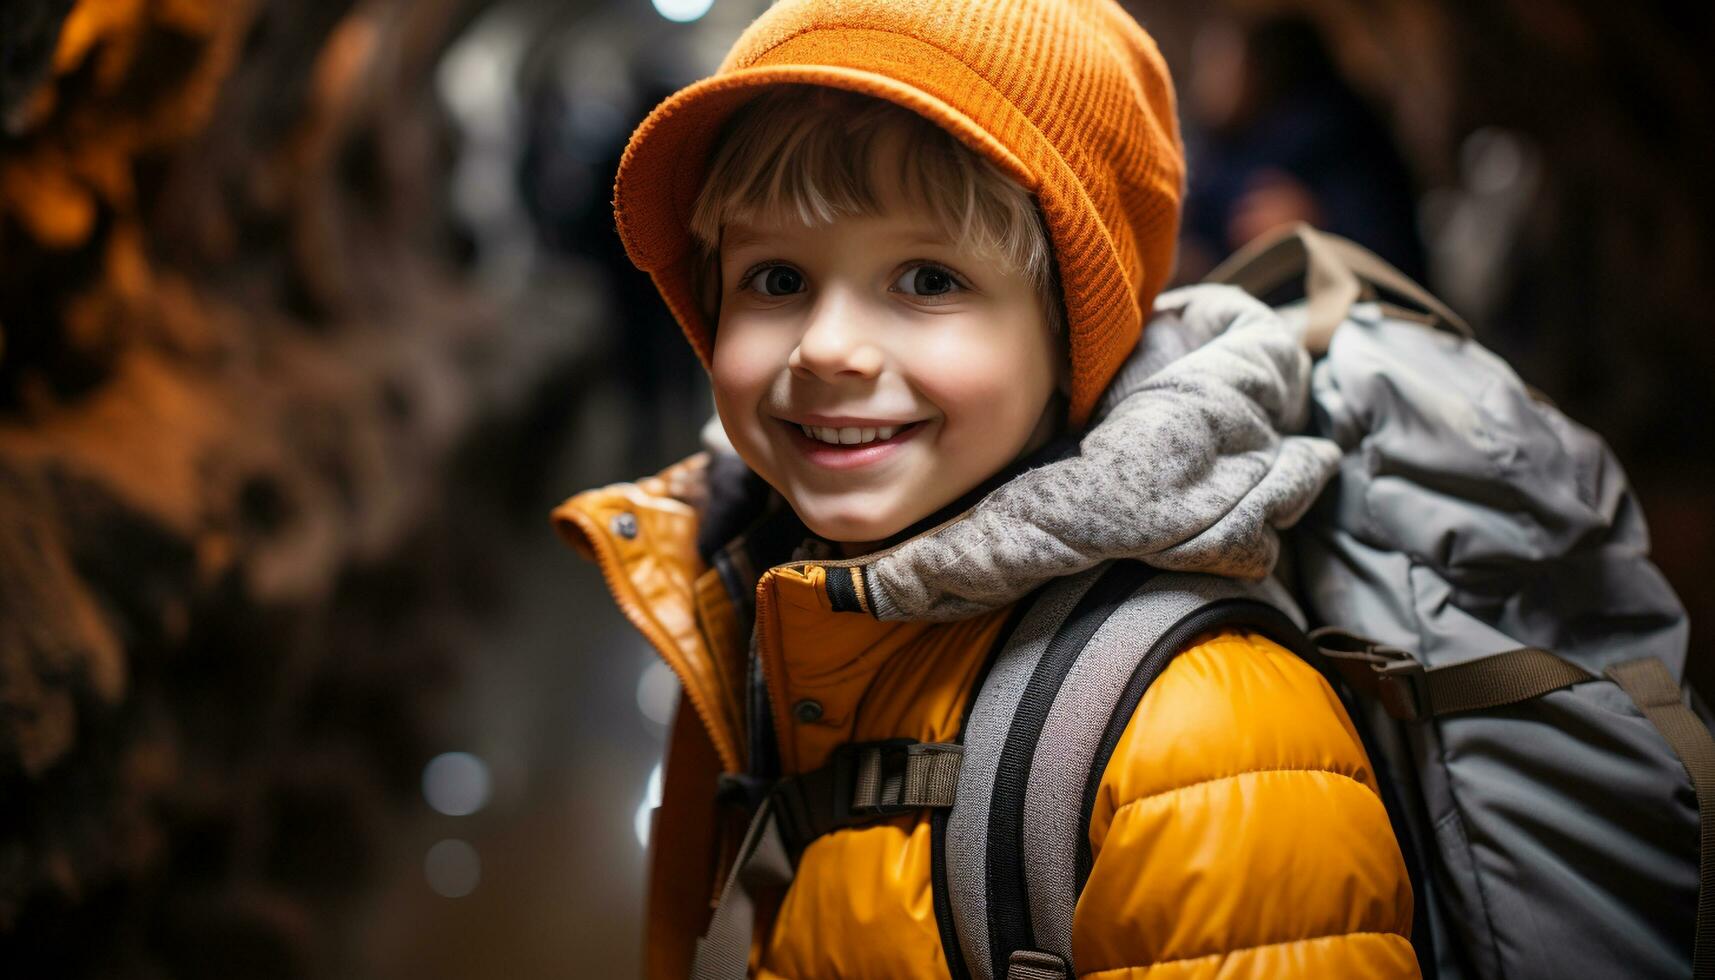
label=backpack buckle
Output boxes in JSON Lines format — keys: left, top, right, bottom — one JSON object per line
{"left": 716, "top": 771, "right": 776, "bottom": 815}
{"left": 1372, "top": 650, "right": 1431, "bottom": 722}
{"left": 767, "top": 738, "right": 919, "bottom": 854}
{"left": 1309, "top": 628, "right": 1433, "bottom": 722}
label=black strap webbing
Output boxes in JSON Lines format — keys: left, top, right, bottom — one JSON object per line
{"left": 935, "top": 594, "right": 1039, "bottom": 980}
{"left": 693, "top": 740, "right": 963, "bottom": 979}
{"left": 770, "top": 739, "right": 962, "bottom": 855}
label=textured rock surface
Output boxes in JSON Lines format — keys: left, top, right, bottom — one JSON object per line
{"left": 0, "top": 0, "right": 595, "bottom": 974}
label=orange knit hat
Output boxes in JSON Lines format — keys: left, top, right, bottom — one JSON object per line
{"left": 612, "top": 0, "right": 1185, "bottom": 426}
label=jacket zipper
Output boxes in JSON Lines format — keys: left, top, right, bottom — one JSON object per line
{"left": 751, "top": 568, "right": 799, "bottom": 774}
{"left": 556, "top": 503, "right": 743, "bottom": 773}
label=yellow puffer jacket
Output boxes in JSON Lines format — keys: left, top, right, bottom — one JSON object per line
{"left": 554, "top": 453, "right": 1417, "bottom": 979}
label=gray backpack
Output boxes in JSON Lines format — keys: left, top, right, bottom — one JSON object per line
{"left": 1217, "top": 226, "right": 1709, "bottom": 979}
{"left": 692, "top": 227, "right": 1711, "bottom": 980}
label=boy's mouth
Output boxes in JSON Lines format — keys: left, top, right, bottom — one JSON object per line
{"left": 777, "top": 418, "right": 926, "bottom": 469}
{"left": 793, "top": 421, "right": 912, "bottom": 446}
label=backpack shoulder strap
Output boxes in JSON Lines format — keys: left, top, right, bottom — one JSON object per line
{"left": 941, "top": 561, "right": 1310, "bottom": 980}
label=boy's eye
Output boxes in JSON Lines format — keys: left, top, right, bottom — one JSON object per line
{"left": 737, "top": 262, "right": 966, "bottom": 300}
{"left": 747, "top": 265, "right": 804, "bottom": 296}
{"left": 892, "top": 263, "right": 964, "bottom": 299}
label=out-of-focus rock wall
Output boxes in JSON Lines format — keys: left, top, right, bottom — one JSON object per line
{"left": 0, "top": 1, "right": 593, "bottom": 975}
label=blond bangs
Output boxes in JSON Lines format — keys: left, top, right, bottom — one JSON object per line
{"left": 687, "top": 86, "right": 1061, "bottom": 330}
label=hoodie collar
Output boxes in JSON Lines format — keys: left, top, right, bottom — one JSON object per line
{"left": 847, "top": 284, "right": 1341, "bottom": 621}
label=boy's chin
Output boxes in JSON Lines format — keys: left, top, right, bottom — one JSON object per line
{"left": 793, "top": 501, "right": 920, "bottom": 554}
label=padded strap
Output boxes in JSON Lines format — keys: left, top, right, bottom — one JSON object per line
{"left": 945, "top": 565, "right": 1114, "bottom": 980}
{"left": 983, "top": 562, "right": 1156, "bottom": 979}
{"left": 1607, "top": 657, "right": 1715, "bottom": 979}
{"left": 949, "top": 564, "right": 1308, "bottom": 980}
{"left": 1207, "top": 222, "right": 1473, "bottom": 353}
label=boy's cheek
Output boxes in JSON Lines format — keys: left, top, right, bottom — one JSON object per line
{"left": 709, "top": 329, "right": 783, "bottom": 412}
{"left": 910, "top": 346, "right": 1049, "bottom": 430}
{"left": 709, "top": 332, "right": 789, "bottom": 476}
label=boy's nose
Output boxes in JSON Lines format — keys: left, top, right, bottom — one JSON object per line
{"left": 788, "top": 296, "right": 885, "bottom": 381}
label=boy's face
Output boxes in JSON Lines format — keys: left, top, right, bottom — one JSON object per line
{"left": 710, "top": 127, "right": 1060, "bottom": 552}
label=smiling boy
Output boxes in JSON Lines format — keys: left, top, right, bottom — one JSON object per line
{"left": 699, "top": 92, "right": 1064, "bottom": 554}
{"left": 553, "top": 1, "right": 1416, "bottom": 977}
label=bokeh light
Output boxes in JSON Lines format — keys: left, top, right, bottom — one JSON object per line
{"left": 422, "top": 751, "right": 492, "bottom": 817}
{"left": 634, "top": 762, "right": 663, "bottom": 848}
{"left": 635, "top": 661, "right": 679, "bottom": 730}
{"left": 651, "top": 0, "right": 716, "bottom": 24}
{"left": 424, "top": 839, "right": 482, "bottom": 898}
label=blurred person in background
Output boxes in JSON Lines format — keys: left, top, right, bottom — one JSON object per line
{"left": 518, "top": 42, "right": 710, "bottom": 476}
{"left": 1178, "top": 14, "right": 1426, "bottom": 281}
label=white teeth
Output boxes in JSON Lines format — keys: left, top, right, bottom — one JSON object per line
{"left": 795, "top": 422, "right": 908, "bottom": 446}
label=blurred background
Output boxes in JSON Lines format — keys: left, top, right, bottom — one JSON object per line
{"left": 0, "top": 0, "right": 1710, "bottom": 976}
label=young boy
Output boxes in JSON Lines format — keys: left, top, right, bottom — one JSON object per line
{"left": 553, "top": 0, "right": 1416, "bottom": 976}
